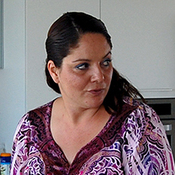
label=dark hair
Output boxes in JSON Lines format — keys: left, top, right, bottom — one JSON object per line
{"left": 45, "top": 12, "right": 144, "bottom": 114}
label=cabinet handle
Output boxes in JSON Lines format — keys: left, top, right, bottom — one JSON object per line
{"left": 163, "top": 124, "right": 172, "bottom": 131}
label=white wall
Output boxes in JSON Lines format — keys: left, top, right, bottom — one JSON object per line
{"left": 101, "top": 0, "right": 175, "bottom": 98}
{"left": 0, "top": 0, "right": 25, "bottom": 152}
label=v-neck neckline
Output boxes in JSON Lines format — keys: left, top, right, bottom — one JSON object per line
{"left": 46, "top": 99, "right": 137, "bottom": 174}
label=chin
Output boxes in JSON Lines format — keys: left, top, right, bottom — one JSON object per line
{"left": 85, "top": 99, "right": 104, "bottom": 108}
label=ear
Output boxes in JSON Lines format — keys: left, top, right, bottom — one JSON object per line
{"left": 47, "top": 60, "right": 60, "bottom": 84}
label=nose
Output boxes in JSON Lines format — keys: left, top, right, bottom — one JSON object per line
{"left": 90, "top": 66, "right": 104, "bottom": 83}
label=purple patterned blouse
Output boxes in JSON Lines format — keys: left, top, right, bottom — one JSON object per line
{"left": 10, "top": 97, "right": 175, "bottom": 174}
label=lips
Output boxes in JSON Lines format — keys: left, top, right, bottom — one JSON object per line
{"left": 88, "top": 88, "right": 105, "bottom": 95}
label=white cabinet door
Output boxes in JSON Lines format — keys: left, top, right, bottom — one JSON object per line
{"left": 101, "top": 0, "right": 175, "bottom": 98}
{"left": 26, "top": 0, "right": 100, "bottom": 110}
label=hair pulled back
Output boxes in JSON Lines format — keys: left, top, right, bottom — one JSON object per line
{"left": 45, "top": 12, "right": 144, "bottom": 114}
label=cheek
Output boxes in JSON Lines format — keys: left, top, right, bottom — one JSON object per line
{"left": 65, "top": 73, "right": 87, "bottom": 90}
{"left": 105, "top": 68, "right": 113, "bottom": 84}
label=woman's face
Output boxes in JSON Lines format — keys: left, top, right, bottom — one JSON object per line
{"left": 54, "top": 33, "right": 113, "bottom": 109}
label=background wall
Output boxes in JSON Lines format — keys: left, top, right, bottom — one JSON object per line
{"left": 101, "top": 0, "right": 175, "bottom": 97}
{"left": 0, "top": 0, "right": 25, "bottom": 152}
{"left": 0, "top": 0, "right": 175, "bottom": 153}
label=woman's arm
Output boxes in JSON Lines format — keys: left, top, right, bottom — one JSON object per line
{"left": 10, "top": 114, "right": 45, "bottom": 175}
{"left": 122, "top": 104, "right": 175, "bottom": 174}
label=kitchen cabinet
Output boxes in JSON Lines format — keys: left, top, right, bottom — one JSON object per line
{"left": 101, "top": 0, "right": 175, "bottom": 98}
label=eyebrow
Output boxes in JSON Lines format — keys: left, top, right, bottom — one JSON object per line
{"left": 103, "top": 51, "right": 112, "bottom": 59}
{"left": 72, "top": 51, "right": 112, "bottom": 63}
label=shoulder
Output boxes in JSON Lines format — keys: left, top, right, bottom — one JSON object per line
{"left": 11, "top": 100, "right": 55, "bottom": 174}
{"left": 123, "top": 96, "right": 161, "bottom": 124}
{"left": 123, "top": 97, "right": 171, "bottom": 154}
{"left": 122, "top": 96, "right": 163, "bottom": 140}
{"left": 13, "top": 100, "right": 55, "bottom": 143}
{"left": 21, "top": 100, "right": 54, "bottom": 126}
{"left": 27, "top": 100, "right": 54, "bottom": 120}
{"left": 122, "top": 97, "right": 175, "bottom": 173}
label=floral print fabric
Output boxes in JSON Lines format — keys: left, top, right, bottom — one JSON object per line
{"left": 10, "top": 97, "right": 175, "bottom": 174}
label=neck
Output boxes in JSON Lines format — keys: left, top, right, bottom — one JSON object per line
{"left": 55, "top": 97, "right": 104, "bottom": 126}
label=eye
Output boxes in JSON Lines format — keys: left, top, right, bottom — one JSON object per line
{"left": 101, "top": 58, "right": 112, "bottom": 67}
{"left": 75, "top": 63, "right": 89, "bottom": 70}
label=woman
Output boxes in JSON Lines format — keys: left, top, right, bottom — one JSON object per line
{"left": 11, "top": 12, "right": 175, "bottom": 174}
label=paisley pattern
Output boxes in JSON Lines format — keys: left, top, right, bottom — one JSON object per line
{"left": 10, "top": 97, "right": 175, "bottom": 174}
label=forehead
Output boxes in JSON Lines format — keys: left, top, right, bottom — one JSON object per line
{"left": 69, "top": 33, "right": 111, "bottom": 55}
{"left": 79, "top": 33, "right": 108, "bottom": 45}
